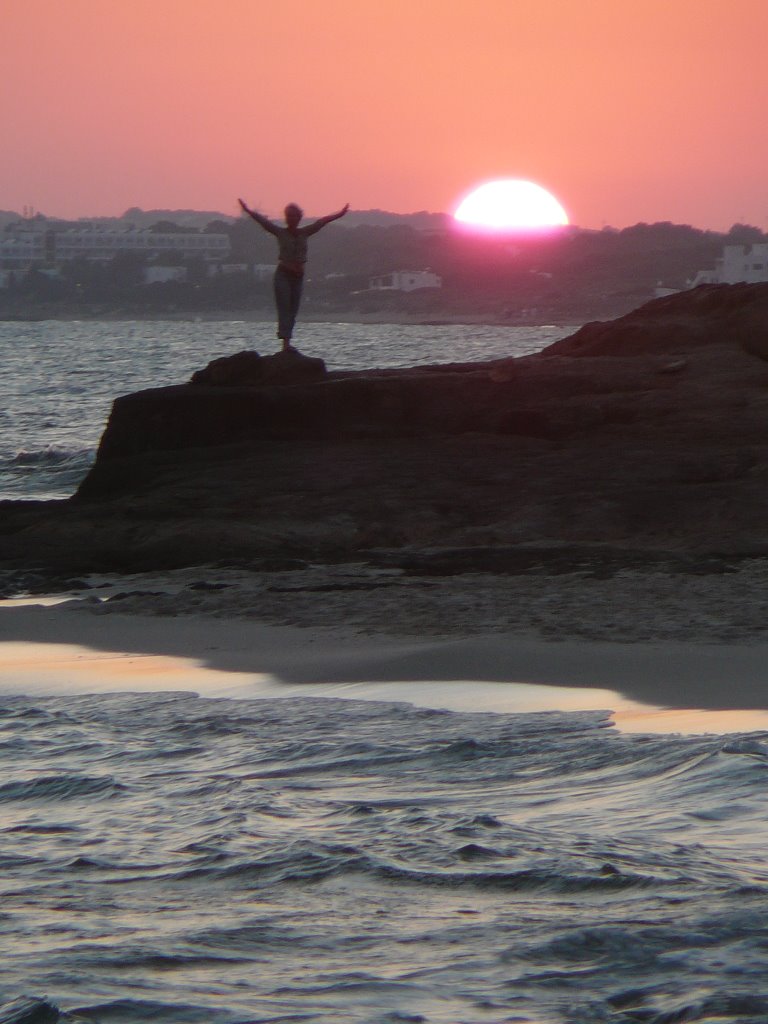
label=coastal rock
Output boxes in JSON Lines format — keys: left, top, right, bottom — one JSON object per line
{"left": 3, "top": 283, "right": 768, "bottom": 573}
{"left": 547, "top": 282, "right": 768, "bottom": 358}
{"left": 190, "top": 347, "right": 327, "bottom": 386}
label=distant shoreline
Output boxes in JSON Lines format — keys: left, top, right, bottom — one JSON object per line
{"left": 0, "top": 310, "right": 584, "bottom": 328}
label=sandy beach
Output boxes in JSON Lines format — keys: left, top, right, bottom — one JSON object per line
{"left": 3, "top": 560, "right": 768, "bottom": 736}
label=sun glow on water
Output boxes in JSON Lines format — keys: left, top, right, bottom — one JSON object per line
{"left": 454, "top": 179, "right": 569, "bottom": 232}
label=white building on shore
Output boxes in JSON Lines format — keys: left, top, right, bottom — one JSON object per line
{"left": 0, "top": 230, "right": 47, "bottom": 266}
{"left": 689, "top": 243, "right": 768, "bottom": 287}
{"left": 369, "top": 270, "right": 442, "bottom": 292}
{"left": 144, "top": 266, "right": 188, "bottom": 284}
{"left": 0, "top": 222, "right": 230, "bottom": 269}
{"left": 54, "top": 227, "right": 229, "bottom": 263}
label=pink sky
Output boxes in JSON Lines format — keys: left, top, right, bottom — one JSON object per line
{"left": 2, "top": 0, "right": 766, "bottom": 230}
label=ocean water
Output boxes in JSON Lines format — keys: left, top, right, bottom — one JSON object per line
{"left": 0, "top": 320, "right": 571, "bottom": 501}
{"left": 3, "top": 690, "right": 768, "bottom": 1024}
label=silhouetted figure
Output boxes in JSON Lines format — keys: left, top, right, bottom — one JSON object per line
{"left": 238, "top": 198, "right": 349, "bottom": 351}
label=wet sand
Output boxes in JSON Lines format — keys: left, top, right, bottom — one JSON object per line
{"left": 3, "top": 594, "right": 768, "bottom": 736}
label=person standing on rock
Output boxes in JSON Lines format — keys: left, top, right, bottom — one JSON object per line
{"left": 238, "top": 198, "right": 349, "bottom": 352}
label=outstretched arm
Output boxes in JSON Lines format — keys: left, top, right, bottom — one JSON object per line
{"left": 304, "top": 203, "right": 350, "bottom": 235}
{"left": 238, "top": 198, "right": 279, "bottom": 236}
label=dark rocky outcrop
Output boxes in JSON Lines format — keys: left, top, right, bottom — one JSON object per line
{"left": 190, "top": 347, "right": 327, "bottom": 386}
{"left": 2, "top": 283, "right": 768, "bottom": 574}
{"left": 543, "top": 282, "right": 768, "bottom": 358}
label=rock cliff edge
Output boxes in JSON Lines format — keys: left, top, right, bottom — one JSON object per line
{"left": 3, "top": 283, "right": 768, "bottom": 575}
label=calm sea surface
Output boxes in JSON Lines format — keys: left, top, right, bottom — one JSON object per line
{"left": 4, "top": 319, "right": 768, "bottom": 1023}
{"left": 0, "top": 319, "right": 571, "bottom": 501}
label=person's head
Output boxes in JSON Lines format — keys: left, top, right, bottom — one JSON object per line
{"left": 284, "top": 203, "right": 303, "bottom": 229}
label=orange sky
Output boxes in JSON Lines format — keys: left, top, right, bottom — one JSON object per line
{"left": 2, "top": 0, "right": 766, "bottom": 230}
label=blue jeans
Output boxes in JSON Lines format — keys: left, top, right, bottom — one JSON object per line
{"left": 273, "top": 266, "right": 304, "bottom": 344}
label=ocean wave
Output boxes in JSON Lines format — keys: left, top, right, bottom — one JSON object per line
{"left": 153, "top": 835, "right": 675, "bottom": 895}
{"left": 371, "top": 860, "right": 661, "bottom": 893}
{"left": 2, "top": 824, "right": 81, "bottom": 835}
{"left": 174, "top": 842, "right": 367, "bottom": 886}
{"left": 602, "top": 991, "right": 768, "bottom": 1024}
{"left": 0, "top": 445, "right": 95, "bottom": 499}
{"left": 64, "top": 999, "right": 227, "bottom": 1023}
{"left": 8, "top": 446, "right": 94, "bottom": 468}
{"left": 191, "top": 918, "right": 360, "bottom": 954}
{"left": 0, "top": 997, "right": 62, "bottom": 1024}
{"left": 0, "top": 774, "right": 123, "bottom": 802}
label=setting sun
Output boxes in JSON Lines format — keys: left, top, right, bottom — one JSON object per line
{"left": 454, "top": 179, "right": 569, "bottom": 232}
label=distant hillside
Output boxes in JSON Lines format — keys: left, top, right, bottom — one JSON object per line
{"left": 118, "top": 208, "right": 235, "bottom": 228}
{"left": 116, "top": 208, "right": 451, "bottom": 230}
{"left": 0, "top": 208, "right": 450, "bottom": 230}
{"left": 340, "top": 210, "right": 450, "bottom": 231}
{"left": 109, "top": 205, "right": 450, "bottom": 228}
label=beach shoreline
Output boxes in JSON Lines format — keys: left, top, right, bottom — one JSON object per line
{"left": 3, "top": 560, "right": 768, "bottom": 736}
